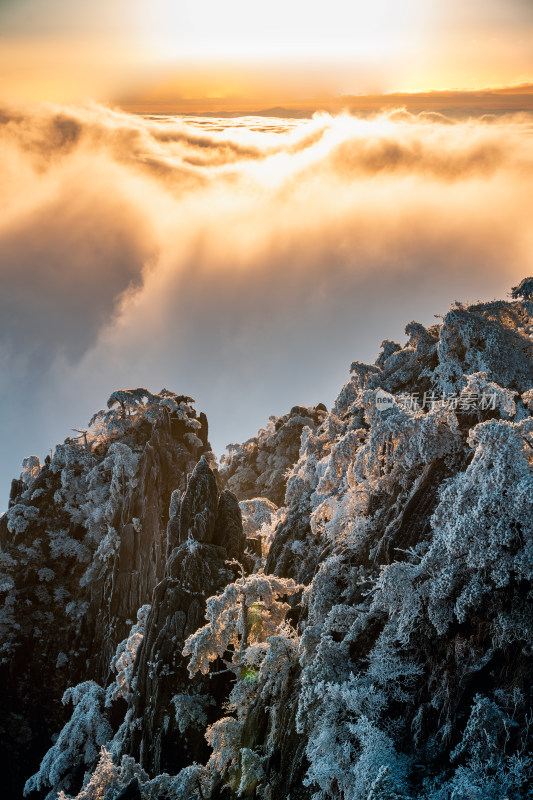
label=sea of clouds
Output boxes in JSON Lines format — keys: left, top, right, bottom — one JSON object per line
{"left": 0, "top": 102, "right": 532, "bottom": 500}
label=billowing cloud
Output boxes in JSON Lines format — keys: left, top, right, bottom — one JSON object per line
{"left": 1, "top": 101, "right": 532, "bottom": 502}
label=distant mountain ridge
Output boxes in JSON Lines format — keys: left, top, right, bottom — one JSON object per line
{"left": 126, "top": 84, "right": 533, "bottom": 117}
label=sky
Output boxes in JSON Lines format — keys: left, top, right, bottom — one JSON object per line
{"left": 0, "top": 0, "right": 532, "bottom": 107}
{"left": 0, "top": 1, "right": 532, "bottom": 504}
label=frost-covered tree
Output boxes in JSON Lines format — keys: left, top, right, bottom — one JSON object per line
{"left": 183, "top": 569, "right": 302, "bottom": 678}
{"left": 423, "top": 691, "right": 532, "bottom": 800}
{"left": 510, "top": 276, "right": 533, "bottom": 300}
{"left": 24, "top": 682, "right": 112, "bottom": 799}
{"left": 373, "top": 416, "right": 533, "bottom": 637}
{"left": 88, "top": 388, "right": 201, "bottom": 442}
{"left": 56, "top": 747, "right": 117, "bottom": 800}
{"left": 182, "top": 569, "right": 301, "bottom": 788}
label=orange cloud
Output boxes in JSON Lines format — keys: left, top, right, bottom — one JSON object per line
{"left": 0, "top": 101, "right": 532, "bottom": 500}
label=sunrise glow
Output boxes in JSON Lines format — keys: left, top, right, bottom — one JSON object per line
{"left": 0, "top": 0, "right": 531, "bottom": 106}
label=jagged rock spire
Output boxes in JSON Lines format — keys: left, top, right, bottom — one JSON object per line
{"left": 178, "top": 456, "right": 219, "bottom": 545}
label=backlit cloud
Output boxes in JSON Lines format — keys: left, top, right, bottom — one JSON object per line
{"left": 0, "top": 101, "right": 532, "bottom": 502}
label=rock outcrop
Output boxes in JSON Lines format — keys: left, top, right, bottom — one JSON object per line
{"left": 220, "top": 405, "right": 327, "bottom": 507}
{"left": 122, "top": 458, "right": 246, "bottom": 778}
{"left": 0, "top": 391, "right": 211, "bottom": 799}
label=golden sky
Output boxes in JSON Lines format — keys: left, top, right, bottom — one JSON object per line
{"left": 0, "top": 0, "right": 532, "bottom": 108}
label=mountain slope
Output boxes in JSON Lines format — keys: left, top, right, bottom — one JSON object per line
{"left": 1, "top": 286, "right": 533, "bottom": 800}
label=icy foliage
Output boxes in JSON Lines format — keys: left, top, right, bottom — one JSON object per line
{"left": 304, "top": 714, "right": 409, "bottom": 800}
{"left": 184, "top": 432, "right": 203, "bottom": 449}
{"left": 55, "top": 749, "right": 152, "bottom": 800}
{"left": 20, "top": 455, "right": 41, "bottom": 485}
{"left": 220, "top": 405, "right": 327, "bottom": 506}
{"left": 0, "top": 592, "right": 17, "bottom": 660}
{"left": 374, "top": 416, "right": 533, "bottom": 637}
{"left": 423, "top": 691, "right": 533, "bottom": 800}
{"left": 522, "top": 387, "right": 533, "bottom": 411}
{"left": 258, "top": 506, "right": 287, "bottom": 557}
{"left": 183, "top": 572, "right": 302, "bottom": 677}
{"left": 47, "top": 436, "right": 141, "bottom": 573}
{"left": 48, "top": 529, "right": 91, "bottom": 562}
{"left": 141, "top": 764, "right": 211, "bottom": 800}
{"left": 181, "top": 567, "right": 302, "bottom": 788}
{"left": 6, "top": 503, "right": 40, "bottom": 534}
{"left": 56, "top": 747, "right": 117, "bottom": 800}
{"left": 172, "top": 690, "right": 214, "bottom": 734}
{"left": 237, "top": 748, "right": 265, "bottom": 796}
{"left": 510, "top": 276, "right": 533, "bottom": 300}
{"left": 37, "top": 567, "right": 55, "bottom": 582}
{"left": 239, "top": 497, "right": 278, "bottom": 537}
{"left": 106, "top": 605, "right": 150, "bottom": 705}
{"left": 88, "top": 388, "right": 198, "bottom": 440}
{"left": 204, "top": 716, "right": 241, "bottom": 775}
{"left": 24, "top": 681, "right": 112, "bottom": 799}
{"left": 77, "top": 441, "right": 140, "bottom": 550}
{"left": 459, "top": 371, "right": 517, "bottom": 418}
{"left": 79, "top": 526, "right": 120, "bottom": 587}
{"left": 277, "top": 288, "right": 533, "bottom": 799}
{"left": 296, "top": 625, "right": 417, "bottom": 799}
{"left": 433, "top": 301, "right": 533, "bottom": 394}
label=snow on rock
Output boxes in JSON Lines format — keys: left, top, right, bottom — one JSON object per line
{"left": 4, "top": 283, "right": 533, "bottom": 800}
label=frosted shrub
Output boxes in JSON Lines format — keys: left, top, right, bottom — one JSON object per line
{"left": 6, "top": 503, "right": 39, "bottom": 535}
{"left": 183, "top": 571, "right": 302, "bottom": 785}
{"left": 237, "top": 748, "right": 265, "bottom": 796}
{"left": 424, "top": 692, "right": 533, "bottom": 800}
{"left": 426, "top": 417, "right": 533, "bottom": 632}
{"left": 48, "top": 529, "right": 91, "bottom": 563}
{"left": 171, "top": 690, "right": 213, "bottom": 733}
{"left": 304, "top": 709, "right": 409, "bottom": 800}
{"left": 142, "top": 763, "right": 211, "bottom": 800}
{"left": 373, "top": 417, "right": 533, "bottom": 636}
{"left": 204, "top": 716, "right": 241, "bottom": 775}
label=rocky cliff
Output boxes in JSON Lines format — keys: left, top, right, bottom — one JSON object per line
{"left": 219, "top": 404, "right": 327, "bottom": 507}
{"left": 2, "top": 286, "right": 533, "bottom": 800}
{"left": 0, "top": 390, "right": 212, "bottom": 798}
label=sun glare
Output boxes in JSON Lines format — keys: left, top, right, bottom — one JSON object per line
{"left": 136, "top": 0, "right": 430, "bottom": 62}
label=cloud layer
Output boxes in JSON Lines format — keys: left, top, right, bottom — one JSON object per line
{"left": 1, "top": 102, "right": 532, "bottom": 501}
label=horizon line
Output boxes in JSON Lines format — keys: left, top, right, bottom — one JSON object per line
{"left": 116, "top": 83, "right": 533, "bottom": 117}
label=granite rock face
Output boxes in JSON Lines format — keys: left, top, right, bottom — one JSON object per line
{"left": 121, "top": 457, "right": 246, "bottom": 778}
{"left": 220, "top": 405, "right": 327, "bottom": 507}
